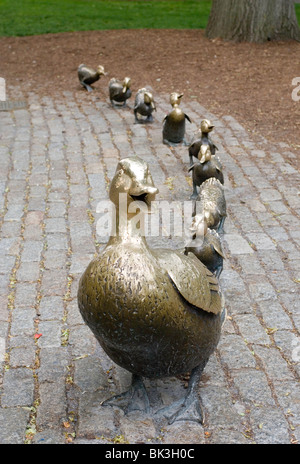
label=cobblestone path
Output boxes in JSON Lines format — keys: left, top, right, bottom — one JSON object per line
{"left": 0, "top": 87, "right": 299, "bottom": 444}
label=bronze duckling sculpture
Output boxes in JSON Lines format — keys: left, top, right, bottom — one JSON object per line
{"left": 78, "top": 64, "right": 106, "bottom": 92}
{"left": 134, "top": 88, "right": 156, "bottom": 123}
{"left": 77, "top": 156, "right": 226, "bottom": 424}
{"left": 189, "top": 119, "right": 218, "bottom": 167}
{"left": 109, "top": 77, "right": 132, "bottom": 107}
{"left": 189, "top": 144, "right": 224, "bottom": 199}
{"left": 185, "top": 214, "right": 225, "bottom": 279}
{"left": 195, "top": 177, "right": 226, "bottom": 234}
{"left": 162, "top": 92, "right": 191, "bottom": 146}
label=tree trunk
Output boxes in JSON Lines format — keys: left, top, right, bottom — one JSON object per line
{"left": 205, "top": 0, "right": 300, "bottom": 42}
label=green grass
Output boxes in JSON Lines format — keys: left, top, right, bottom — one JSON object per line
{"left": 0, "top": 0, "right": 299, "bottom": 37}
{"left": 0, "top": 0, "right": 213, "bottom": 37}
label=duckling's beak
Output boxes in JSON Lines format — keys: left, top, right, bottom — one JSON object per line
{"left": 199, "top": 145, "right": 211, "bottom": 163}
{"left": 122, "top": 78, "right": 131, "bottom": 92}
{"left": 189, "top": 214, "right": 207, "bottom": 237}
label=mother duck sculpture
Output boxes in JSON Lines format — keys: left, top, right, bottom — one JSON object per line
{"left": 77, "top": 156, "right": 226, "bottom": 424}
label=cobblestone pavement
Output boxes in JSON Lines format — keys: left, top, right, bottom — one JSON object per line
{"left": 0, "top": 86, "right": 299, "bottom": 445}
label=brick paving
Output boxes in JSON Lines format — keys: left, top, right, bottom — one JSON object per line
{"left": 0, "top": 86, "right": 299, "bottom": 444}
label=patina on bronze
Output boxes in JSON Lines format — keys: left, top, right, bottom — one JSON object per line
{"left": 134, "top": 88, "right": 156, "bottom": 123}
{"left": 109, "top": 77, "right": 132, "bottom": 107}
{"left": 194, "top": 177, "right": 227, "bottom": 234}
{"left": 77, "top": 156, "right": 226, "bottom": 424}
{"left": 78, "top": 64, "right": 106, "bottom": 92}
{"left": 189, "top": 119, "right": 218, "bottom": 166}
{"left": 189, "top": 145, "right": 224, "bottom": 199}
{"left": 162, "top": 92, "right": 191, "bottom": 146}
{"left": 185, "top": 214, "right": 225, "bottom": 279}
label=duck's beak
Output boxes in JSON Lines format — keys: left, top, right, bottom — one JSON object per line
{"left": 145, "top": 186, "right": 159, "bottom": 195}
{"left": 130, "top": 185, "right": 158, "bottom": 199}
{"left": 129, "top": 182, "right": 159, "bottom": 210}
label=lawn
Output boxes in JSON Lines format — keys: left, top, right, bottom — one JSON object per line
{"left": 0, "top": 0, "right": 212, "bottom": 36}
{"left": 0, "top": 0, "right": 299, "bottom": 37}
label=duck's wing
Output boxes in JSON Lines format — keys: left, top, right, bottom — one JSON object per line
{"left": 211, "top": 142, "right": 218, "bottom": 152}
{"left": 212, "top": 155, "right": 223, "bottom": 171}
{"left": 109, "top": 81, "right": 122, "bottom": 99}
{"left": 152, "top": 249, "right": 224, "bottom": 315}
{"left": 188, "top": 162, "right": 197, "bottom": 172}
{"left": 185, "top": 113, "right": 192, "bottom": 123}
{"left": 78, "top": 65, "right": 93, "bottom": 78}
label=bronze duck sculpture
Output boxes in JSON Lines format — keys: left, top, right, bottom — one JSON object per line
{"left": 77, "top": 156, "right": 226, "bottom": 424}
{"left": 195, "top": 177, "right": 226, "bottom": 234}
{"left": 78, "top": 64, "right": 106, "bottom": 92}
{"left": 185, "top": 214, "right": 225, "bottom": 279}
{"left": 189, "top": 144, "right": 224, "bottom": 199}
{"left": 109, "top": 77, "right": 132, "bottom": 107}
{"left": 189, "top": 119, "right": 218, "bottom": 167}
{"left": 134, "top": 88, "right": 156, "bottom": 123}
{"left": 162, "top": 92, "right": 191, "bottom": 146}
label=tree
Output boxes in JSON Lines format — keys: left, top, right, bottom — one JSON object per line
{"left": 205, "top": 0, "right": 300, "bottom": 43}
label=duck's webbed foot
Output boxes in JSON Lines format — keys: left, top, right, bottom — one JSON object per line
{"left": 101, "top": 374, "right": 150, "bottom": 414}
{"left": 156, "top": 363, "right": 207, "bottom": 424}
{"left": 190, "top": 183, "right": 198, "bottom": 200}
{"left": 214, "top": 263, "right": 223, "bottom": 279}
{"left": 82, "top": 83, "right": 93, "bottom": 92}
{"left": 217, "top": 216, "right": 226, "bottom": 235}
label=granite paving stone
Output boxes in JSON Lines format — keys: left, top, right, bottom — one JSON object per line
{"left": 1, "top": 367, "right": 35, "bottom": 407}
{"left": 0, "top": 90, "right": 299, "bottom": 444}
